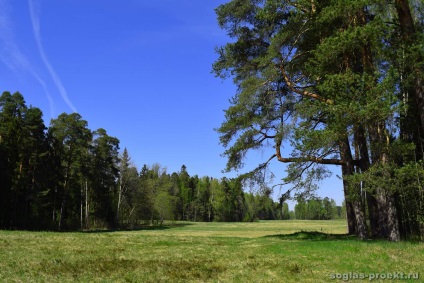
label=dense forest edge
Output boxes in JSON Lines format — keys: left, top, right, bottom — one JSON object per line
{"left": 0, "top": 91, "right": 345, "bottom": 232}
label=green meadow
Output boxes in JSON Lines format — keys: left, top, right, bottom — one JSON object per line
{"left": 0, "top": 220, "right": 422, "bottom": 282}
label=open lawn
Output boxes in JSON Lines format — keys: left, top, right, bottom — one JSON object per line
{"left": 0, "top": 220, "right": 422, "bottom": 282}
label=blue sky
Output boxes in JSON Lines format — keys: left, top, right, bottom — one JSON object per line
{"left": 0, "top": 0, "right": 344, "bottom": 206}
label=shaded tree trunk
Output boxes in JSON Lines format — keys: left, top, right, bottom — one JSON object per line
{"left": 395, "top": 0, "right": 424, "bottom": 143}
{"left": 354, "top": 125, "right": 380, "bottom": 237}
{"left": 342, "top": 172, "right": 357, "bottom": 235}
{"left": 368, "top": 123, "right": 401, "bottom": 241}
{"left": 58, "top": 154, "right": 72, "bottom": 231}
{"left": 340, "top": 137, "right": 368, "bottom": 239}
{"left": 84, "top": 180, "right": 89, "bottom": 229}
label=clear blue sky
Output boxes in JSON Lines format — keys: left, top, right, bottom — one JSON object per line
{"left": 0, "top": 0, "right": 344, "bottom": 206}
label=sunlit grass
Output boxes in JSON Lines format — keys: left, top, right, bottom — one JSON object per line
{"left": 0, "top": 220, "right": 422, "bottom": 282}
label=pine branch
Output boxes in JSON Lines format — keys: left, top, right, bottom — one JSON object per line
{"left": 279, "top": 64, "right": 335, "bottom": 105}
{"left": 275, "top": 139, "right": 357, "bottom": 166}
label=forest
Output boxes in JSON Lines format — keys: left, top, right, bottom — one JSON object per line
{"left": 0, "top": 91, "right": 346, "bottom": 230}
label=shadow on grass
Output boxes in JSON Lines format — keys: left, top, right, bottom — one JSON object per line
{"left": 264, "top": 231, "right": 357, "bottom": 241}
{"left": 266, "top": 231, "right": 424, "bottom": 243}
{"left": 80, "top": 222, "right": 194, "bottom": 234}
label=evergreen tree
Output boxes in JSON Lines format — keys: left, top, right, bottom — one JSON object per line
{"left": 90, "top": 128, "right": 120, "bottom": 228}
{"left": 178, "top": 165, "right": 191, "bottom": 220}
{"left": 116, "top": 148, "right": 139, "bottom": 227}
{"left": 49, "top": 113, "right": 92, "bottom": 230}
{"left": 213, "top": 0, "right": 424, "bottom": 240}
{"left": 0, "top": 91, "right": 48, "bottom": 229}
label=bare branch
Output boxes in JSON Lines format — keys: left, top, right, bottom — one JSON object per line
{"left": 275, "top": 138, "right": 347, "bottom": 165}
{"left": 258, "top": 154, "right": 278, "bottom": 170}
{"left": 280, "top": 64, "right": 335, "bottom": 105}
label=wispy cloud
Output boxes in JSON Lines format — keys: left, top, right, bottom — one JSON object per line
{"left": 0, "top": 0, "right": 55, "bottom": 117}
{"left": 28, "top": 0, "right": 78, "bottom": 113}
{"left": 29, "top": 71, "right": 56, "bottom": 119}
{"left": 0, "top": 1, "right": 30, "bottom": 72}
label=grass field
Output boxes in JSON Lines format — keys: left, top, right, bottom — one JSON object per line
{"left": 0, "top": 220, "right": 422, "bottom": 282}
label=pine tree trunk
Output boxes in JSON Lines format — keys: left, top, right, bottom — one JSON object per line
{"left": 80, "top": 181, "right": 83, "bottom": 230}
{"left": 85, "top": 180, "right": 89, "bottom": 229}
{"left": 395, "top": 0, "right": 424, "bottom": 141}
{"left": 342, "top": 163, "right": 368, "bottom": 239}
{"left": 387, "top": 194, "right": 401, "bottom": 241}
{"left": 394, "top": 0, "right": 424, "bottom": 239}
{"left": 378, "top": 154, "right": 400, "bottom": 241}
{"left": 355, "top": 6, "right": 400, "bottom": 241}
{"left": 58, "top": 167, "right": 69, "bottom": 231}
{"left": 117, "top": 182, "right": 122, "bottom": 227}
{"left": 368, "top": 123, "right": 401, "bottom": 241}
{"left": 52, "top": 187, "right": 56, "bottom": 224}
{"left": 59, "top": 152, "right": 72, "bottom": 231}
{"left": 354, "top": 125, "right": 380, "bottom": 237}
{"left": 340, "top": 137, "right": 368, "bottom": 239}
{"left": 343, "top": 185, "right": 357, "bottom": 235}
{"left": 341, "top": 168, "right": 357, "bottom": 235}
{"left": 366, "top": 194, "right": 380, "bottom": 237}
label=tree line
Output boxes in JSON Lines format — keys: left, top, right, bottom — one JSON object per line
{"left": 213, "top": 0, "right": 424, "bottom": 241}
{"left": 0, "top": 91, "right": 342, "bottom": 230}
{"left": 294, "top": 197, "right": 346, "bottom": 220}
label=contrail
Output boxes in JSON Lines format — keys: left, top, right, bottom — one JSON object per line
{"left": 30, "top": 71, "right": 56, "bottom": 120}
{"left": 28, "top": 0, "right": 78, "bottom": 113}
{"left": 0, "top": 0, "right": 55, "bottom": 118}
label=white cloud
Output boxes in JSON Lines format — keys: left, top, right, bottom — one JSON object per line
{"left": 28, "top": 0, "right": 78, "bottom": 113}
{"left": 0, "top": 0, "right": 55, "bottom": 117}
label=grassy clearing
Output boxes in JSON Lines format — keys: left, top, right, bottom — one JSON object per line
{"left": 0, "top": 220, "right": 422, "bottom": 282}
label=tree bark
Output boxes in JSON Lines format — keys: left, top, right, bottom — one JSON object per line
{"left": 341, "top": 166, "right": 357, "bottom": 235}
{"left": 80, "top": 181, "right": 83, "bottom": 230}
{"left": 339, "top": 137, "right": 368, "bottom": 239}
{"left": 354, "top": 125, "right": 380, "bottom": 237}
{"left": 395, "top": 0, "right": 424, "bottom": 138}
{"left": 368, "top": 123, "right": 401, "bottom": 241}
{"left": 117, "top": 181, "right": 123, "bottom": 227}
{"left": 355, "top": 7, "right": 400, "bottom": 241}
{"left": 85, "top": 180, "right": 89, "bottom": 229}
{"left": 58, "top": 164, "right": 69, "bottom": 231}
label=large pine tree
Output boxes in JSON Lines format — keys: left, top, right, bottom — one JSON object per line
{"left": 213, "top": 0, "right": 424, "bottom": 240}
